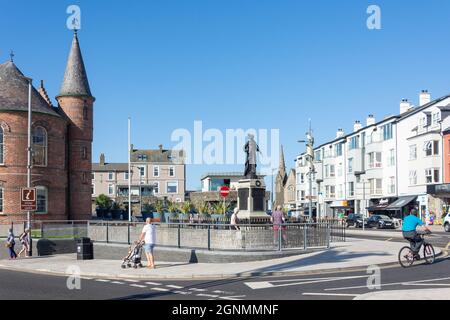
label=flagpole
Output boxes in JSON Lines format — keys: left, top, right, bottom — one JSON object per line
{"left": 128, "top": 117, "right": 132, "bottom": 222}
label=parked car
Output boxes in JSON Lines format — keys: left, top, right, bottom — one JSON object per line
{"left": 444, "top": 214, "right": 450, "bottom": 232}
{"left": 365, "top": 215, "right": 396, "bottom": 229}
{"left": 346, "top": 214, "right": 362, "bottom": 228}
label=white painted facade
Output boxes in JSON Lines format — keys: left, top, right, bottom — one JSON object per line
{"left": 296, "top": 91, "right": 450, "bottom": 219}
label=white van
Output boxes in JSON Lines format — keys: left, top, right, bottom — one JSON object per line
{"left": 444, "top": 214, "right": 450, "bottom": 232}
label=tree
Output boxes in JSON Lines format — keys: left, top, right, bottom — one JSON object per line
{"left": 181, "top": 201, "right": 193, "bottom": 214}
{"left": 95, "top": 194, "right": 111, "bottom": 209}
{"left": 167, "top": 200, "right": 179, "bottom": 213}
{"left": 154, "top": 200, "right": 164, "bottom": 213}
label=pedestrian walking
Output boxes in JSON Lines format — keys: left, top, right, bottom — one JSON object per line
{"left": 271, "top": 205, "right": 287, "bottom": 244}
{"left": 17, "top": 228, "right": 31, "bottom": 258}
{"left": 230, "top": 208, "right": 240, "bottom": 230}
{"left": 140, "top": 218, "right": 156, "bottom": 269}
{"left": 5, "top": 228, "right": 17, "bottom": 260}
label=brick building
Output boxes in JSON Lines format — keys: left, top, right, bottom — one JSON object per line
{"left": 0, "top": 31, "right": 94, "bottom": 221}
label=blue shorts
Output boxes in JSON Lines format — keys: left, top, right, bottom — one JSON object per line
{"left": 144, "top": 243, "right": 155, "bottom": 253}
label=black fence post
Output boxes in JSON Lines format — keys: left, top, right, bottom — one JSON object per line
{"left": 303, "top": 224, "right": 307, "bottom": 250}
{"left": 177, "top": 224, "right": 181, "bottom": 248}
{"left": 278, "top": 226, "right": 282, "bottom": 251}
{"left": 128, "top": 223, "right": 131, "bottom": 245}
{"left": 207, "top": 225, "right": 211, "bottom": 251}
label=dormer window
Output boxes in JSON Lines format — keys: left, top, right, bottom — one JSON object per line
{"left": 432, "top": 112, "right": 440, "bottom": 126}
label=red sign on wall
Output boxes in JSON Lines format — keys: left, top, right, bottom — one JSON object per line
{"left": 21, "top": 188, "right": 37, "bottom": 211}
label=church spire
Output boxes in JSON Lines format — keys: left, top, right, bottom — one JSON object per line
{"left": 278, "top": 144, "right": 286, "bottom": 177}
{"left": 57, "top": 30, "right": 92, "bottom": 98}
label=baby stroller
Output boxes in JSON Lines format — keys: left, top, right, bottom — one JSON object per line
{"left": 121, "top": 241, "right": 144, "bottom": 269}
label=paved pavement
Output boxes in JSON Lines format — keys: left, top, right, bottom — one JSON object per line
{"left": 0, "top": 238, "right": 426, "bottom": 280}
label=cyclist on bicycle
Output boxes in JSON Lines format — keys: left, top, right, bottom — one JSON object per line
{"left": 402, "top": 209, "right": 431, "bottom": 259}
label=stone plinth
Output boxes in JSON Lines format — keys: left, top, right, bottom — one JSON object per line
{"left": 237, "top": 179, "right": 268, "bottom": 219}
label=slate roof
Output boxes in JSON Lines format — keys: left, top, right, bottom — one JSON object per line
{"left": 92, "top": 163, "right": 128, "bottom": 172}
{"left": 57, "top": 31, "right": 92, "bottom": 98}
{"left": 0, "top": 61, "right": 61, "bottom": 117}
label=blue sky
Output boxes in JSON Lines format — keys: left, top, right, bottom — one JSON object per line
{"left": 2, "top": 0, "right": 450, "bottom": 190}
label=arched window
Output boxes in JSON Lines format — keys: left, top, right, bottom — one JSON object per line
{"left": 0, "top": 127, "right": 4, "bottom": 164}
{"left": 32, "top": 127, "right": 47, "bottom": 166}
{"left": 36, "top": 186, "right": 48, "bottom": 214}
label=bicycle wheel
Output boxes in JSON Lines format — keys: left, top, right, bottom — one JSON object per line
{"left": 423, "top": 244, "right": 435, "bottom": 264}
{"left": 398, "top": 246, "right": 414, "bottom": 268}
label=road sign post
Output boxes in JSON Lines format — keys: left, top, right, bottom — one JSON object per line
{"left": 21, "top": 187, "right": 36, "bottom": 257}
{"left": 220, "top": 186, "right": 230, "bottom": 214}
{"left": 21, "top": 188, "right": 37, "bottom": 212}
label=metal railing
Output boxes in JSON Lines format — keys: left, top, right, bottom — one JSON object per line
{"left": 88, "top": 220, "right": 345, "bottom": 252}
{"left": 0, "top": 219, "right": 346, "bottom": 252}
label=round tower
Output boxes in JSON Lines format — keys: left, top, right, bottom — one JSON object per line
{"left": 56, "top": 31, "right": 94, "bottom": 220}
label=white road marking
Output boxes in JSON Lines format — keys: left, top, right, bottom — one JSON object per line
{"left": 145, "top": 282, "right": 162, "bottom": 286}
{"left": 111, "top": 281, "right": 125, "bottom": 285}
{"left": 151, "top": 287, "right": 170, "bottom": 292}
{"left": 189, "top": 288, "right": 207, "bottom": 292}
{"left": 197, "top": 293, "right": 219, "bottom": 298}
{"left": 213, "top": 290, "right": 233, "bottom": 294}
{"left": 95, "top": 279, "right": 110, "bottom": 282}
{"left": 219, "top": 295, "right": 246, "bottom": 301}
{"left": 166, "top": 285, "right": 183, "bottom": 289}
{"left": 401, "top": 283, "right": 450, "bottom": 287}
{"left": 130, "top": 284, "right": 147, "bottom": 288}
{"left": 245, "top": 275, "right": 369, "bottom": 290}
{"left": 174, "top": 291, "right": 192, "bottom": 295}
{"left": 326, "top": 276, "right": 450, "bottom": 292}
{"left": 123, "top": 279, "right": 139, "bottom": 283}
{"left": 303, "top": 293, "right": 360, "bottom": 297}
{"left": 81, "top": 277, "right": 93, "bottom": 280}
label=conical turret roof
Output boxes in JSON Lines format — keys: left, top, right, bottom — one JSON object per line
{"left": 57, "top": 31, "right": 92, "bottom": 98}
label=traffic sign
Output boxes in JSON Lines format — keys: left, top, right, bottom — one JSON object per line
{"left": 219, "top": 186, "right": 230, "bottom": 198}
{"left": 21, "top": 187, "right": 37, "bottom": 211}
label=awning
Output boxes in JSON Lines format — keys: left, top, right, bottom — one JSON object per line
{"left": 386, "top": 196, "right": 417, "bottom": 211}
{"left": 367, "top": 203, "right": 389, "bottom": 211}
{"left": 330, "top": 201, "right": 351, "bottom": 208}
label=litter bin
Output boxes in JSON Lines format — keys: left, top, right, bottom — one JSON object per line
{"left": 76, "top": 237, "right": 93, "bottom": 260}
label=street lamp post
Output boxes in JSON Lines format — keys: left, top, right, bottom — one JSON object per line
{"left": 298, "top": 120, "right": 315, "bottom": 222}
{"left": 26, "top": 77, "right": 33, "bottom": 257}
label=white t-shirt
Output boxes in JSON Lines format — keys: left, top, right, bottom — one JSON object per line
{"left": 142, "top": 224, "right": 156, "bottom": 244}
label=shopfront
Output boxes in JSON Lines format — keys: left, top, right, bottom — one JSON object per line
{"left": 385, "top": 195, "right": 418, "bottom": 219}
{"left": 330, "top": 200, "right": 354, "bottom": 218}
{"left": 427, "top": 184, "right": 450, "bottom": 221}
{"left": 367, "top": 198, "right": 397, "bottom": 217}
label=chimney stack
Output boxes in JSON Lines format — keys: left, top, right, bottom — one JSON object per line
{"left": 400, "top": 99, "right": 411, "bottom": 114}
{"left": 100, "top": 153, "right": 105, "bottom": 165}
{"left": 353, "top": 121, "right": 362, "bottom": 132}
{"left": 336, "top": 128, "right": 345, "bottom": 138}
{"left": 419, "top": 90, "right": 431, "bottom": 106}
{"left": 366, "top": 114, "right": 376, "bottom": 126}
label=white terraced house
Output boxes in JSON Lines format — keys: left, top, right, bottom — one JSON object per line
{"left": 296, "top": 90, "right": 450, "bottom": 221}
